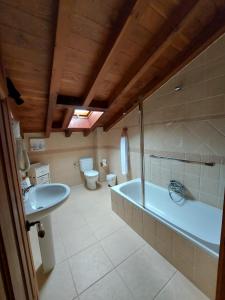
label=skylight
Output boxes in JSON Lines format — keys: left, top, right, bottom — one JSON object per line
{"left": 74, "top": 109, "right": 90, "bottom": 118}
{"left": 69, "top": 110, "right": 104, "bottom": 129}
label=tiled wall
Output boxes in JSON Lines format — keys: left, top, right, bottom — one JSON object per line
{"left": 143, "top": 118, "right": 225, "bottom": 208}
{"left": 111, "top": 190, "right": 218, "bottom": 299}
{"left": 143, "top": 34, "right": 225, "bottom": 125}
{"left": 24, "top": 132, "right": 96, "bottom": 186}
{"left": 96, "top": 34, "right": 225, "bottom": 209}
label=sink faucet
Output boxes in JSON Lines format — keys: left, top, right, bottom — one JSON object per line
{"left": 22, "top": 184, "right": 34, "bottom": 196}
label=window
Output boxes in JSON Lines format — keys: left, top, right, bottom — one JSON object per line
{"left": 74, "top": 109, "right": 91, "bottom": 118}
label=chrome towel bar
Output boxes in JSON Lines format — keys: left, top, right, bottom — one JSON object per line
{"left": 149, "top": 154, "right": 215, "bottom": 167}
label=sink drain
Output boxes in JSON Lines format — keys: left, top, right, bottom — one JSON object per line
{"left": 37, "top": 206, "right": 44, "bottom": 209}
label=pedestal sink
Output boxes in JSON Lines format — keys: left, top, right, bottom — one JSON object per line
{"left": 25, "top": 183, "right": 70, "bottom": 222}
{"left": 24, "top": 183, "right": 70, "bottom": 273}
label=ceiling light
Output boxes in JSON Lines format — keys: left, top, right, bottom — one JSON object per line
{"left": 174, "top": 85, "right": 182, "bottom": 92}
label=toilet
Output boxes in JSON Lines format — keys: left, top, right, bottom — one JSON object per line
{"left": 79, "top": 157, "right": 99, "bottom": 190}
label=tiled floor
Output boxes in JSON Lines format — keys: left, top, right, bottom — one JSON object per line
{"left": 29, "top": 183, "right": 209, "bottom": 300}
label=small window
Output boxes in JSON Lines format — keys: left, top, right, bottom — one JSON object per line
{"left": 74, "top": 109, "right": 91, "bottom": 118}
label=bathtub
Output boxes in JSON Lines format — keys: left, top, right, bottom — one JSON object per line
{"left": 111, "top": 178, "right": 222, "bottom": 257}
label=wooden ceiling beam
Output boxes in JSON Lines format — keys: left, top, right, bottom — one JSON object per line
{"left": 82, "top": 0, "right": 145, "bottom": 107}
{"left": 0, "top": 37, "right": 7, "bottom": 100}
{"left": 53, "top": 128, "right": 90, "bottom": 132}
{"left": 83, "top": 129, "right": 91, "bottom": 137}
{"left": 62, "top": 107, "right": 74, "bottom": 130}
{"left": 0, "top": 65, "right": 7, "bottom": 100}
{"left": 57, "top": 103, "right": 107, "bottom": 112}
{"left": 57, "top": 94, "right": 109, "bottom": 111}
{"left": 103, "top": 7, "right": 225, "bottom": 132}
{"left": 88, "top": 0, "right": 199, "bottom": 133}
{"left": 65, "top": 129, "right": 72, "bottom": 137}
{"left": 45, "top": 0, "right": 74, "bottom": 137}
{"left": 106, "top": 0, "right": 199, "bottom": 109}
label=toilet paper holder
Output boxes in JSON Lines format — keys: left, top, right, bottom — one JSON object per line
{"left": 100, "top": 159, "right": 107, "bottom": 167}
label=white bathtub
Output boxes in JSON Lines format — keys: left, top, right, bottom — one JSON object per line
{"left": 112, "top": 178, "right": 222, "bottom": 257}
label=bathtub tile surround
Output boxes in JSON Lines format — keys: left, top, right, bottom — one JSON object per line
{"left": 30, "top": 183, "right": 208, "bottom": 300}
{"left": 145, "top": 153, "right": 225, "bottom": 208}
{"left": 171, "top": 233, "right": 195, "bottom": 280}
{"left": 111, "top": 185, "right": 218, "bottom": 299}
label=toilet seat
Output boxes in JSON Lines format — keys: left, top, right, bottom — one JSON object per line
{"left": 84, "top": 170, "right": 99, "bottom": 177}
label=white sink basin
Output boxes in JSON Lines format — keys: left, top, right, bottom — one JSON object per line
{"left": 25, "top": 183, "right": 70, "bottom": 222}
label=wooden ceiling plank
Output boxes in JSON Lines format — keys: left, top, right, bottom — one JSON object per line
{"left": 82, "top": 0, "right": 146, "bottom": 107}
{"left": 103, "top": 6, "right": 225, "bottom": 131}
{"left": 45, "top": 0, "right": 74, "bottom": 137}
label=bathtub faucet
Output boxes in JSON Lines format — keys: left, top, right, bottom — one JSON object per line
{"left": 168, "top": 180, "right": 185, "bottom": 204}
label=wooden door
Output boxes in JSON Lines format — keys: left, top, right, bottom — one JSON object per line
{"left": 216, "top": 194, "right": 225, "bottom": 300}
{"left": 0, "top": 98, "right": 38, "bottom": 299}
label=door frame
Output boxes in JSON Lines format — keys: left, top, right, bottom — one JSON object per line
{"left": 0, "top": 97, "right": 38, "bottom": 299}
{"left": 216, "top": 194, "right": 225, "bottom": 300}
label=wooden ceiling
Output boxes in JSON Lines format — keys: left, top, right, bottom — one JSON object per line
{"left": 1, "top": 0, "right": 225, "bottom": 136}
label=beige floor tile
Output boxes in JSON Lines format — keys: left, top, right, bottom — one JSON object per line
{"left": 79, "top": 270, "right": 134, "bottom": 300}
{"left": 117, "top": 245, "right": 176, "bottom": 300}
{"left": 62, "top": 224, "right": 98, "bottom": 258}
{"left": 83, "top": 209, "right": 114, "bottom": 225}
{"left": 69, "top": 244, "right": 113, "bottom": 294}
{"left": 155, "top": 272, "right": 209, "bottom": 300}
{"left": 38, "top": 261, "right": 77, "bottom": 300}
{"left": 53, "top": 212, "right": 87, "bottom": 235}
{"left": 82, "top": 202, "right": 111, "bottom": 223}
{"left": 87, "top": 212, "right": 126, "bottom": 240}
{"left": 100, "top": 226, "right": 146, "bottom": 266}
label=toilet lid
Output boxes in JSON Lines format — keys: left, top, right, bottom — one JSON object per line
{"left": 84, "top": 170, "right": 99, "bottom": 177}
